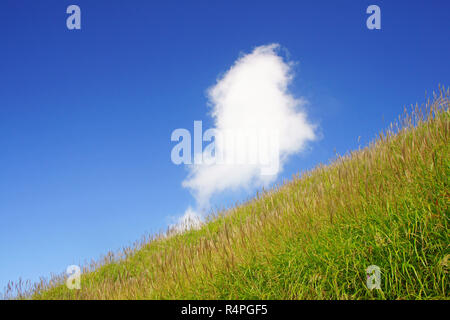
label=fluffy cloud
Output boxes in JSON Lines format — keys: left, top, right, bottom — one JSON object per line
{"left": 178, "top": 44, "right": 316, "bottom": 223}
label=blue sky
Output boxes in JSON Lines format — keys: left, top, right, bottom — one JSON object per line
{"left": 0, "top": 0, "right": 449, "bottom": 293}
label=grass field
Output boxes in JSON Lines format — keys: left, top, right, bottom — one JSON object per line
{"left": 5, "top": 87, "right": 449, "bottom": 300}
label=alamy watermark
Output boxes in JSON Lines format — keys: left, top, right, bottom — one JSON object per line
{"left": 66, "top": 265, "right": 81, "bottom": 290}
{"left": 64, "top": 5, "right": 380, "bottom": 30}
{"left": 66, "top": 5, "right": 81, "bottom": 30}
{"left": 64, "top": 5, "right": 379, "bottom": 32}
{"left": 366, "top": 265, "right": 381, "bottom": 290}
{"left": 366, "top": 5, "right": 381, "bottom": 30}
{"left": 171, "top": 121, "right": 280, "bottom": 176}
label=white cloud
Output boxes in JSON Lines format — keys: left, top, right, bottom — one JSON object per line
{"left": 182, "top": 43, "right": 316, "bottom": 215}
{"left": 168, "top": 206, "right": 203, "bottom": 236}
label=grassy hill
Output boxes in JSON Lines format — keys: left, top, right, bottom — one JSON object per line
{"left": 7, "top": 88, "right": 449, "bottom": 300}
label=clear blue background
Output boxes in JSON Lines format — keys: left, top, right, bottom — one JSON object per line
{"left": 1, "top": 0, "right": 449, "bottom": 294}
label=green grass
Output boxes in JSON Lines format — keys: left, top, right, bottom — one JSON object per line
{"left": 5, "top": 87, "right": 449, "bottom": 300}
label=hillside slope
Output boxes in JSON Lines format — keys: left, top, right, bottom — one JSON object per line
{"left": 10, "top": 88, "right": 450, "bottom": 300}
